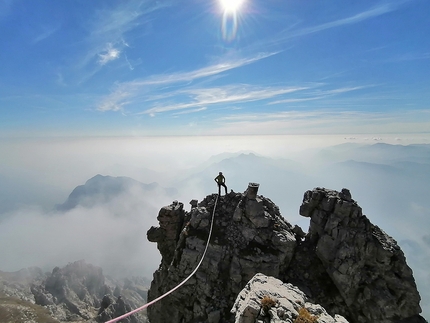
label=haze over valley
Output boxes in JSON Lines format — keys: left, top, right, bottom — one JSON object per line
{"left": 0, "top": 135, "right": 429, "bottom": 318}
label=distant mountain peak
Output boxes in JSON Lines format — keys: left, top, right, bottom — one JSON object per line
{"left": 55, "top": 174, "right": 175, "bottom": 212}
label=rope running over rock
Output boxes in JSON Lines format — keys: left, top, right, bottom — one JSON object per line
{"left": 106, "top": 195, "right": 219, "bottom": 323}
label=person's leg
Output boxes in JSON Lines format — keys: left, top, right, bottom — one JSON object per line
{"left": 222, "top": 183, "right": 227, "bottom": 194}
{"left": 218, "top": 184, "right": 221, "bottom": 195}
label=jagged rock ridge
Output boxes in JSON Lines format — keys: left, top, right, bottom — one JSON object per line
{"left": 146, "top": 186, "right": 426, "bottom": 323}
{"left": 0, "top": 260, "right": 149, "bottom": 322}
{"left": 298, "top": 188, "right": 422, "bottom": 322}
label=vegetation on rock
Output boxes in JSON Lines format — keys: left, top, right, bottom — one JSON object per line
{"left": 294, "top": 307, "right": 318, "bottom": 323}
{"left": 260, "top": 294, "right": 277, "bottom": 313}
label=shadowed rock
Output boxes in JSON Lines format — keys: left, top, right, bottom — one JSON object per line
{"left": 299, "top": 187, "right": 425, "bottom": 323}
{"left": 147, "top": 188, "right": 296, "bottom": 323}
{"left": 147, "top": 186, "right": 427, "bottom": 323}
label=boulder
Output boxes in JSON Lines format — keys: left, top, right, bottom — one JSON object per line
{"left": 231, "top": 273, "right": 349, "bottom": 323}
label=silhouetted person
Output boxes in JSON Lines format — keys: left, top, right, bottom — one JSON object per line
{"left": 214, "top": 172, "right": 227, "bottom": 196}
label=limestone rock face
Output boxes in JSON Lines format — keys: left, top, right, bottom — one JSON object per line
{"left": 147, "top": 200, "right": 186, "bottom": 270}
{"left": 27, "top": 260, "right": 147, "bottom": 322}
{"left": 147, "top": 190, "right": 297, "bottom": 323}
{"left": 0, "top": 267, "right": 45, "bottom": 303}
{"left": 231, "top": 273, "right": 349, "bottom": 323}
{"left": 147, "top": 187, "right": 427, "bottom": 323}
{"left": 298, "top": 187, "right": 425, "bottom": 323}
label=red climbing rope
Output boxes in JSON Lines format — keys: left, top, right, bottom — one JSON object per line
{"left": 106, "top": 195, "right": 219, "bottom": 323}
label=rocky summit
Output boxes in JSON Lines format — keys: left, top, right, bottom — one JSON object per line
{"left": 146, "top": 185, "right": 427, "bottom": 323}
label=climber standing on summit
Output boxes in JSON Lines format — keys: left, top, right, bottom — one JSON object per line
{"left": 214, "top": 172, "right": 228, "bottom": 196}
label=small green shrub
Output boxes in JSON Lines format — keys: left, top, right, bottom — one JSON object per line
{"left": 294, "top": 307, "right": 318, "bottom": 323}
{"left": 260, "top": 295, "right": 277, "bottom": 313}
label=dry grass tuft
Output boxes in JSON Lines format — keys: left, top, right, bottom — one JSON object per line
{"left": 294, "top": 307, "right": 318, "bottom": 323}
{"left": 260, "top": 295, "right": 277, "bottom": 313}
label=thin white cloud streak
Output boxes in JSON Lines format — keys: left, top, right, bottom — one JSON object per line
{"left": 127, "top": 52, "right": 278, "bottom": 86}
{"left": 173, "top": 107, "right": 208, "bottom": 115}
{"left": 269, "top": 86, "right": 371, "bottom": 105}
{"left": 143, "top": 84, "right": 367, "bottom": 115}
{"left": 97, "top": 52, "right": 279, "bottom": 112}
{"left": 386, "top": 52, "right": 430, "bottom": 63}
{"left": 32, "top": 25, "right": 59, "bottom": 43}
{"left": 141, "top": 85, "right": 308, "bottom": 115}
{"left": 98, "top": 90, "right": 131, "bottom": 112}
{"left": 209, "top": 109, "right": 430, "bottom": 135}
{"left": 269, "top": 97, "right": 325, "bottom": 105}
{"left": 124, "top": 54, "right": 134, "bottom": 70}
{"left": 285, "top": 2, "right": 405, "bottom": 39}
{"left": 218, "top": 109, "right": 430, "bottom": 122}
{"left": 324, "top": 86, "right": 369, "bottom": 94}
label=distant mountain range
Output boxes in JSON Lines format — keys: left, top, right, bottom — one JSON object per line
{"left": 56, "top": 174, "right": 177, "bottom": 211}
{"left": 1, "top": 142, "right": 429, "bottom": 318}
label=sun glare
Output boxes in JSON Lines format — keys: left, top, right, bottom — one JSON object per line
{"left": 220, "top": 0, "right": 245, "bottom": 13}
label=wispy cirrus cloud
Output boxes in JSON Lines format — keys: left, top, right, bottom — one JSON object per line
{"left": 274, "top": 1, "right": 408, "bottom": 43}
{"left": 173, "top": 107, "right": 207, "bottom": 116}
{"left": 77, "top": 1, "right": 167, "bottom": 74}
{"left": 140, "top": 85, "right": 308, "bottom": 115}
{"left": 386, "top": 52, "right": 430, "bottom": 63}
{"left": 32, "top": 25, "right": 60, "bottom": 43}
{"left": 208, "top": 109, "right": 430, "bottom": 135}
{"left": 98, "top": 90, "right": 131, "bottom": 112}
{"left": 217, "top": 109, "right": 370, "bottom": 122}
{"left": 96, "top": 52, "right": 279, "bottom": 112}
{"left": 130, "top": 52, "right": 279, "bottom": 86}
{"left": 97, "top": 43, "right": 121, "bottom": 65}
{"left": 269, "top": 86, "right": 369, "bottom": 105}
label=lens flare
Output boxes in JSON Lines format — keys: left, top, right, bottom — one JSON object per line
{"left": 221, "top": 12, "right": 238, "bottom": 42}
{"left": 219, "top": 0, "right": 245, "bottom": 42}
{"left": 220, "top": 0, "right": 244, "bottom": 13}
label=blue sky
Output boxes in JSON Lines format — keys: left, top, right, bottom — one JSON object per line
{"left": 1, "top": 0, "right": 430, "bottom": 137}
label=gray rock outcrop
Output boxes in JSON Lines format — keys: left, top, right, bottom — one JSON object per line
{"left": 0, "top": 260, "right": 149, "bottom": 322}
{"left": 147, "top": 187, "right": 297, "bottom": 323}
{"left": 298, "top": 187, "right": 424, "bottom": 323}
{"left": 33, "top": 260, "right": 148, "bottom": 322}
{"left": 231, "top": 273, "right": 349, "bottom": 323}
{"left": 146, "top": 186, "right": 427, "bottom": 323}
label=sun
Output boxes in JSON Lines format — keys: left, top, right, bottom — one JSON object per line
{"left": 220, "top": 0, "right": 245, "bottom": 13}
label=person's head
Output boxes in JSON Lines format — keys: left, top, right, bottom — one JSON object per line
{"left": 219, "top": 172, "right": 222, "bottom": 175}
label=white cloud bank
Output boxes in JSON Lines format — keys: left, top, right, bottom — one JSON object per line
{"left": 0, "top": 184, "right": 173, "bottom": 278}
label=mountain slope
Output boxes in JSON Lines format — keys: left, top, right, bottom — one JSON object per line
{"left": 56, "top": 174, "right": 177, "bottom": 211}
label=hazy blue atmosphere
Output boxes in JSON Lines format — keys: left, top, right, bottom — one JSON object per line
{"left": 1, "top": 135, "right": 430, "bottom": 318}
{"left": 1, "top": 0, "right": 430, "bottom": 320}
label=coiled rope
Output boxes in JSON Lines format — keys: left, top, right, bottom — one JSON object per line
{"left": 106, "top": 194, "right": 219, "bottom": 323}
